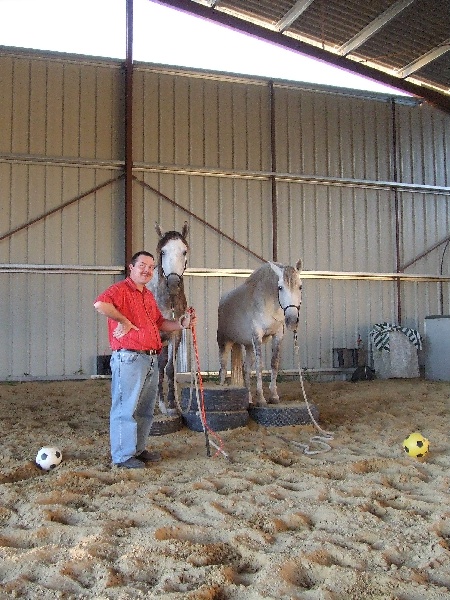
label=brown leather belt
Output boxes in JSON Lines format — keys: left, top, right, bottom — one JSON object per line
{"left": 119, "top": 349, "right": 158, "bottom": 355}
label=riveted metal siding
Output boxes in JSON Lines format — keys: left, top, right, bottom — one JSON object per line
{"left": 276, "top": 183, "right": 396, "bottom": 273}
{"left": 274, "top": 86, "right": 393, "bottom": 182}
{"left": 1, "top": 55, "right": 123, "bottom": 161}
{"left": 0, "top": 52, "right": 125, "bottom": 378}
{"left": 395, "top": 102, "right": 450, "bottom": 337}
{"left": 0, "top": 271, "right": 117, "bottom": 378}
{"left": 1, "top": 163, "right": 124, "bottom": 265}
{"left": 133, "top": 69, "right": 271, "bottom": 171}
{"left": 1, "top": 50, "right": 450, "bottom": 380}
{"left": 0, "top": 52, "right": 125, "bottom": 269}
{"left": 396, "top": 102, "right": 450, "bottom": 188}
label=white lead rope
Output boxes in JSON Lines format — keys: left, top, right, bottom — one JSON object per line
{"left": 278, "top": 331, "right": 334, "bottom": 455}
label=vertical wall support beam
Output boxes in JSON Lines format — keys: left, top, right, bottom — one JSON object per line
{"left": 391, "top": 98, "right": 402, "bottom": 324}
{"left": 125, "top": 0, "right": 134, "bottom": 269}
{"left": 269, "top": 81, "right": 278, "bottom": 262}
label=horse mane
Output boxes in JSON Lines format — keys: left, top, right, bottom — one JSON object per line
{"left": 242, "top": 263, "right": 301, "bottom": 300}
{"left": 246, "top": 262, "right": 278, "bottom": 282}
{"left": 246, "top": 261, "right": 301, "bottom": 284}
{"left": 282, "top": 265, "right": 299, "bottom": 286}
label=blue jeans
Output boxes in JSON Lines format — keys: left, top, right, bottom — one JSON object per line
{"left": 109, "top": 350, "right": 159, "bottom": 464}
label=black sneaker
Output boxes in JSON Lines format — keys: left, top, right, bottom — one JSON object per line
{"left": 136, "top": 449, "right": 161, "bottom": 463}
{"left": 115, "top": 457, "right": 145, "bottom": 469}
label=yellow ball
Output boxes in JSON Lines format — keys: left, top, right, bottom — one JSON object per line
{"left": 403, "top": 432, "right": 429, "bottom": 458}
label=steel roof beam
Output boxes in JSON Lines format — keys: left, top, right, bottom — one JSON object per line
{"left": 275, "top": 0, "right": 316, "bottom": 33}
{"left": 396, "top": 41, "right": 450, "bottom": 78}
{"left": 154, "top": 0, "right": 450, "bottom": 112}
{"left": 337, "top": 0, "right": 415, "bottom": 56}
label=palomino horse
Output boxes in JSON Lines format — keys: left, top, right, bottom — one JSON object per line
{"left": 147, "top": 222, "right": 189, "bottom": 415}
{"left": 217, "top": 260, "right": 302, "bottom": 406}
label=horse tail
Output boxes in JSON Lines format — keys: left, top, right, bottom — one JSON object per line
{"left": 230, "top": 343, "right": 244, "bottom": 386}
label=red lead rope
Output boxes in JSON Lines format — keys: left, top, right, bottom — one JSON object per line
{"left": 187, "top": 307, "right": 230, "bottom": 461}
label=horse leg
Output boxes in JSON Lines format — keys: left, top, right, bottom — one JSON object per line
{"left": 157, "top": 346, "right": 169, "bottom": 415}
{"left": 243, "top": 345, "right": 254, "bottom": 405}
{"left": 268, "top": 334, "right": 282, "bottom": 404}
{"left": 252, "top": 335, "right": 266, "bottom": 406}
{"left": 230, "top": 343, "right": 244, "bottom": 386}
{"left": 218, "top": 341, "right": 232, "bottom": 385}
{"left": 165, "top": 338, "right": 179, "bottom": 415}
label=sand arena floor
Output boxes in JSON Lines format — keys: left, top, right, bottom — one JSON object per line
{"left": 1, "top": 377, "right": 450, "bottom": 599}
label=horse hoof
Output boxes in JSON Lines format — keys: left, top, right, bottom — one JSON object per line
{"left": 158, "top": 401, "right": 168, "bottom": 415}
{"left": 268, "top": 397, "right": 280, "bottom": 405}
{"left": 252, "top": 399, "right": 267, "bottom": 407}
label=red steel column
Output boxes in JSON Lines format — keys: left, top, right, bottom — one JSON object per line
{"left": 124, "top": 0, "right": 134, "bottom": 269}
{"left": 269, "top": 81, "right": 278, "bottom": 262}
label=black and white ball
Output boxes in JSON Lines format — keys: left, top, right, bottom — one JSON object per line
{"left": 36, "top": 447, "right": 62, "bottom": 470}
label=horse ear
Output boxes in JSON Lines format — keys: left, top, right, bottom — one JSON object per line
{"left": 295, "top": 259, "right": 302, "bottom": 272}
{"left": 268, "top": 261, "right": 283, "bottom": 279}
{"left": 181, "top": 221, "right": 189, "bottom": 239}
{"left": 155, "top": 222, "right": 163, "bottom": 238}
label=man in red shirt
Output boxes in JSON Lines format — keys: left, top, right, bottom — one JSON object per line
{"left": 94, "top": 251, "right": 194, "bottom": 469}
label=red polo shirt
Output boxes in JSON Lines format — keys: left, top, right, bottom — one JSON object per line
{"left": 95, "top": 277, "right": 165, "bottom": 352}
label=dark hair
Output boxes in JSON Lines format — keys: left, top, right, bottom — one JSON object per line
{"left": 130, "top": 251, "right": 154, "bottom": 266}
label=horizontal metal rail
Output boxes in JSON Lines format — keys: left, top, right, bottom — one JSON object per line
{"left": 0, "top": 153, "right": 124, "bottom": 170}
{"left": 186, "top": 268, "right": 450, "bottom": 282}
{"left": 134, "top": 163, "right": 450, "bottom": 196}
{"left": 1, "top": 264, "right": 449, "bottom": 282}
{"left": 1, "top": 153, "right": 449, "bottom": 196}
{"left": 0, "top": 264, "right": 124, "bottom": 275}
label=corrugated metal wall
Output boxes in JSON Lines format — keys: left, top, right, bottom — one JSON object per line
{"left": 1, "top": 48, "right": 449, "bottom": 379}
{"left": 0, "top": 51, "right": 125, "bottom": 378}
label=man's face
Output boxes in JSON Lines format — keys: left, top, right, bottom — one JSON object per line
{"left": 129, "top": 255, "right": 155, "bottom": 288}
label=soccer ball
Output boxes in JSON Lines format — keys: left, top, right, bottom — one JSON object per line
{"left": 36, "top": 447, "right": 63, "bottom": 470}
{"left": 403, "top": 432, "right": 429, "bottom": 458}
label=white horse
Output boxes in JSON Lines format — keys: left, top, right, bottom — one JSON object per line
{"left": 147, "top": 222, "right": 189, "bottom": 415}
{"left": 217, "top": 260, "right": 302, "bottom": 406}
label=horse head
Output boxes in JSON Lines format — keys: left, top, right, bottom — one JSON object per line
{"left": 268, "top": 260, "right": 302, "bottom": 331}
{"left": 155, "top": 221, "right": 189, "bottom": 295}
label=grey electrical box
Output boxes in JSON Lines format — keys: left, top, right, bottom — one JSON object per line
{"left": 424, "top": 316, "right": 450, "bottom": 381}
